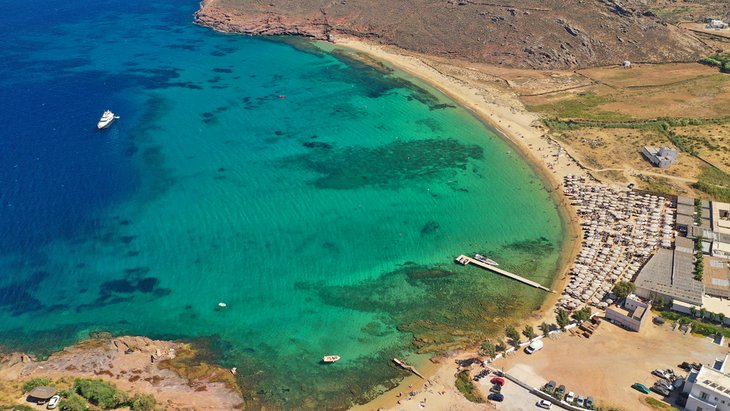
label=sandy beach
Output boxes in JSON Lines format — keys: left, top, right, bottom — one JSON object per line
{"left": 333, "top": 36, "right": 588, "bottom": 411}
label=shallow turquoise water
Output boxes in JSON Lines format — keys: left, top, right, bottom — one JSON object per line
{"left": 0, "top": 0, "right": 565, "bottom": 408}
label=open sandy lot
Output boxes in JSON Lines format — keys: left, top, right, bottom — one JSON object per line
{"left": 491, "top": 320, "right": 729, "bottom": 411}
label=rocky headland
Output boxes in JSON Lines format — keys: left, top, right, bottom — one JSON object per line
{"left": 0, "top": 335, "right": 243, "bottom": 410}
{"left": 194, "top": 0, "right": 714, "bottom": 69}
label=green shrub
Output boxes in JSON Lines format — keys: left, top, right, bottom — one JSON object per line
{"left": 22, "top": 377, "right": 53, "bottom": 393}
{"left": 73, "top": 378, "right": 128, "bottom": 409}
{"left": 455, "top": 370, "right": 485, "bottom": 403}
{"left": 0, "top": 405, "right": 35, "bottom": 411}
{"left": 59, "top": 392, "right": 89, "bottom": 411}
{"left": 129, "top": 394, "right": 157, "bottom": 411}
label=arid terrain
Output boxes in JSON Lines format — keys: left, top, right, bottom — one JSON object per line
{"left": 0, "top": 336, "right": 243, "bottom": 410}
{"left": 196, "top": 0, "right": 717, "bottom": 70}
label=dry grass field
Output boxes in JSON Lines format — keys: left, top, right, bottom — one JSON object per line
{"left": 517, "top": 62, "right": 730, "bottom": 200}
{"left": 524, "top": 63, "right": 730, "bottom": 120}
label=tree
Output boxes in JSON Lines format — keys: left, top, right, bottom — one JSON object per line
{"left": 505, "top": 325, "right": 521, "bottom": 347}
{"left": 58, "top": 392, "right": 89, "bottom": 411}
{"left": 495, "top": 339, "right": 507, "bottom": 354}
{"left": 556, "top": 309, "right": 571, "bottom": 330}
{"left": 699, "top": 307, "right": 707, "bottom": 320}
{"left": 690, "top": 306, "right": 697, "bottom": 318}
{"left": 612, "top": 281, "right": 636, "bottom": 301}
{"left": 522, "top": 325, "right": 536, "bottom": 341}
{"left": 539, "top": 322, "right": 550, "bottom": 337}
{"left": 129, "top": 394, "right": 157, "bottom": 411}
{"left": 74, "top": 379, "right": 128, "bottom": 410}
{"left": 572, "top": 307, "right": 592, "bottom": 323}
{"left": 22, "top": 377, "right": 53, "bottom": 393}
{"left": 719, "top": 313, "right": 726, "bottom": 326}
{"left": 657, "top": 296, "right": 665, "bottom": 308}
{"left": 480, "top": 340, "right": 496, "bottom": 359}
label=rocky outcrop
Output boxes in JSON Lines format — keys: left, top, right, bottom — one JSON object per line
{"left": 194, "top": 0, "right": 716, "bottom": 70}
{"left": 195, "top": 0, "right": 332, "bottom": 39}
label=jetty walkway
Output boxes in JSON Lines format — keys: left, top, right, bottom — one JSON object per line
{"left": 455, "top": 255, "right": 554, "bottom": 293}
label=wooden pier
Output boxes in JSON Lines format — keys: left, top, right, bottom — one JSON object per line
{"left": 455, "top": 255, "right": 554, "bottom": 293}
{"left": 393, "top": 358, "right": 425, "bottom": 379}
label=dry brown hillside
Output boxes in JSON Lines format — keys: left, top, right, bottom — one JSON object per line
{"left": 195, "top": 0, "right": 723, "bottom": 69}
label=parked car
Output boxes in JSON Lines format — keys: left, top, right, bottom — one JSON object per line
{"left": 545, "top": 380, "right": 557, "bottom": 393}
{"left": 490, "top": 384, "right": 502, "bottom": 393}
{"left": 631, "top": 383, "right": 651, "bottom": 394}
{"left": 488, "top": 393, "right": 504, "bottom": 402}
{"left": 556, "top": 385, "right": 566, "bottom": 397}
{"left": 536, "top": 399, "right": 552, "bottom": 409}
{"left": 585, "top": 396, "right": 594, "bottom": 409}
{"left": 490, "top": 377, "right": 505, "bottom": 386}
{"left": 525, "top": 339, "right": 544, "bottom": 354}
{"left": 576, "top": 395, "right": 585, "bottom": 407}
{"left": 565, "top": 391, "right": 575, "bottom": 403}
{"left": 651, "top": 384, "right": 671, "bottom": 396}
{"left": 652, "top": 369, "right": 670, "bottom": 379}
{"left": 655, "top": 379, "right": 673, "bottom": 391}
{"left": 47, "top": 395, "right": 60, "bottom": 410}
{"left": 678, "top": 362, "right": 692, "bottom": 371}
{"left": 673, "top": 377, "right": 685, "bottom": 390}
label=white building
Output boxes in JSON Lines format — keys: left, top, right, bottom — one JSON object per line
{"left": 711, "top": 202, "right": 730, "bottom": 260}
{"left": 684, "top": 354, "right": 730, "bottom": 411}
{"left": 642, "top": 146, "right": 678, "bottom": 168}
{"left": 605, "top": 294, "right": 651, "bottom": 332}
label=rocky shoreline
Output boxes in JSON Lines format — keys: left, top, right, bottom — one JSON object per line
{"left": 193, "top": 0, "right": 710, "bottom": 70}
{"left": 0, "top": 335, "right": 243, "bottom": 410}
{"left": 194, "top": 0, "right": 333, "bottom": 40}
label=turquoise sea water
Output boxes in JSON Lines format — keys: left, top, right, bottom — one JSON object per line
{"left": 0, "top": 0, "right": 565, "bottom": 408}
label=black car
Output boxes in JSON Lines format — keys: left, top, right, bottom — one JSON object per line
{"left": 488, "top": 393, "right": 504, "bottom": 402}
{"left": 678, "top": 362, "right": 692, "bottom": 371}
{"left": 651, "top": 384, "right": 671, "bottom": 396}
{"left": 556, "top": 384, "right": 566, "bottom": 397}
{"left": 545, "top": 380, "right": 557, "bottom": 393}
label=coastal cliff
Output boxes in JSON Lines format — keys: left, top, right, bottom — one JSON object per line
{"left": 0, "top": 335, "right": 243, "bottom": 410}
{"left": 194, "top": 0, "right": 713, "bottom": 69}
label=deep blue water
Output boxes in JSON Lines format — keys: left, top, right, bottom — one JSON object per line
{"left": 0, "top": 1, "right": 566, "bottom": 408}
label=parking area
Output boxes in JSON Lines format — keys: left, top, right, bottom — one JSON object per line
{"left": 489, "top": 319, "right": 727, "bottom": 410}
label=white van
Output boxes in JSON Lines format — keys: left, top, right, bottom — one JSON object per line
{"left": 525, "top": 339, "right": 544, "bottom": 354}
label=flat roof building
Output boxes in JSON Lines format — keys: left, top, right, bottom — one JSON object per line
{"left": 605, "top": 294, "right": 651, "bottom": 332}
{"left": 642, "top": 146, "right": 678, "bottom": 168}
{"left": 634, "top": 244, "right": 704, "bottom": 306}
{"left": 684, "top": 354, "right": 730, "bottom": 411}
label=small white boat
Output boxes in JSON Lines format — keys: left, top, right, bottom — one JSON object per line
{"left": 322, "top": 355, "right": 340, "bottom": 363}
{"left": 474, "top": 254, "right": 499, "bottom": 266}
{"left": 97, "top": 110, "right": 119, "bottom": 129}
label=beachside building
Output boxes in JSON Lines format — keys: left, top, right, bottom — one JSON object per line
{"left": 706, "top": 19, "right": 729, "bottom": 29}
{"left": 683, "top": 354, "right": 730, "bottom": 411}
{"left": 634, "top": 237, "right": 705, "bottom": 306}
{"left": 710, "top": 202, "right": 730, "bottom": 260}
{"left": 604, "top": 294, "right": 651, "bottom": 332}
{"left": 642, "top": 146, "right": 678, "bottom": 168}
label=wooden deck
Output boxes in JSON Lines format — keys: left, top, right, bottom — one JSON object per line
{"left": 455, "top": 255, "right": 554, "bottom": 293}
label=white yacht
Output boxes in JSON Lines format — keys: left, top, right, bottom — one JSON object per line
{"left": 474, "top": 254, "right": 499, "bottom": 266}
{"left": 97, "top": 110, "right": 119, "bottom": 129}
{"left": 322, "top": 355, "right": 340, "bottom": 364}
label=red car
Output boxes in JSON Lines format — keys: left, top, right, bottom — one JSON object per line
{"left": 490, "top": 377, "right": 505, "bottom": 386}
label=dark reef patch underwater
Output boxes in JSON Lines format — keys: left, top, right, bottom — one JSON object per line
{"left": 0, "top": 0, "right": 565, "bottom": 408}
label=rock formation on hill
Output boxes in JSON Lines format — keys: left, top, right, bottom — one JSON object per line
{"left": 195, "top": 0, "right": 716, "bottom": 69}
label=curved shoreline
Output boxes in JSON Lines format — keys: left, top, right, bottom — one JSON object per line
{"left": 329, "top": 36, "right": 585, "bottom": 410}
